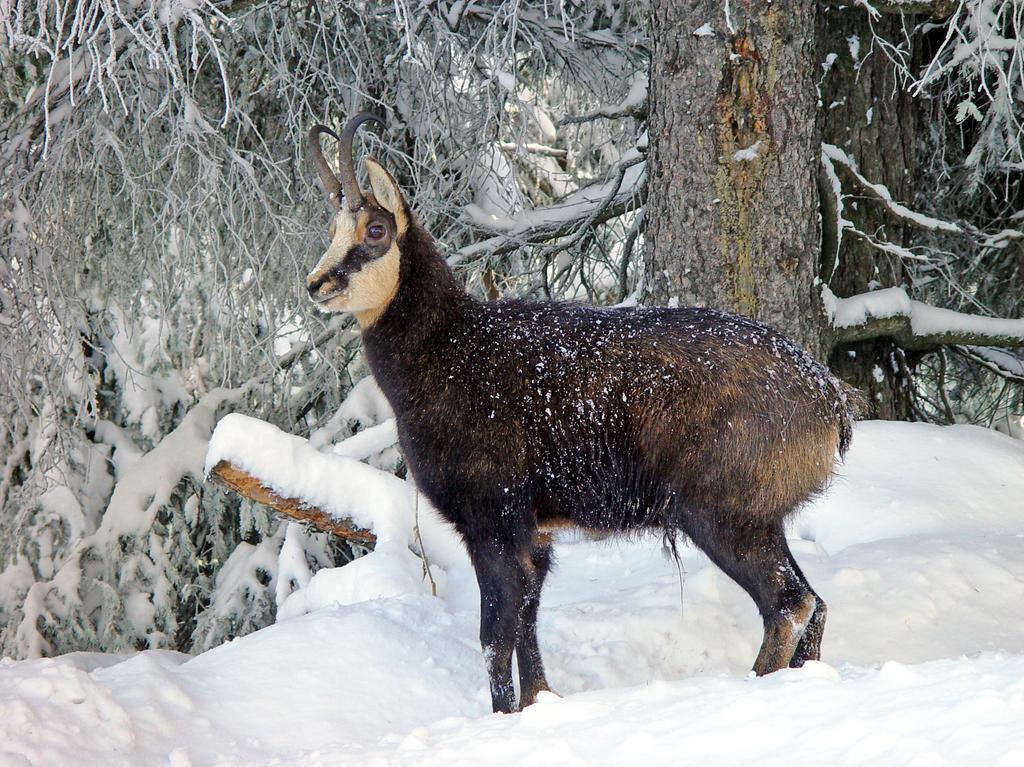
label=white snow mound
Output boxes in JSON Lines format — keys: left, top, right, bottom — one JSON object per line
{"left": 2, "top": 420, "right": 1024, "bottom": 765}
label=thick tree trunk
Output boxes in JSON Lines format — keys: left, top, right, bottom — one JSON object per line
{"left": 818, "top": 8, "right": 920, "bottom": 419}
{"left": 646, "top": 1, "right": 824, "bottom": 358}
{"left": 647, "top": 3, "right": 927, "bottom": 418}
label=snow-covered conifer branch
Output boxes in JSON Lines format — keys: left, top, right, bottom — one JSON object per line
{"left": 822, "top": 144, "right": 963, "bottom": 235}
{"left": 824, "top": 286, "right": 1024, "bottom": 351}
{"left": 900, "top": 2, "right": 1023, "bottom": 187}
{"left": 953, "top": 346, "right": 1024, "bottom": 383}
{"left": 820, "top": 141, "right": 1023, "bottom": 300}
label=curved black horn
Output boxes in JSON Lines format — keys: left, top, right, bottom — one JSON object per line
{"left": 337, "top": 112, "right": 385, "bottom": 211}
{"left": 308, "top": 124, "right": 343, "bottom": 207}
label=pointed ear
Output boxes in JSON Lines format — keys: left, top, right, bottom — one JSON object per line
{"left": 365, "top": 158, "right": 408, "bottom": 234}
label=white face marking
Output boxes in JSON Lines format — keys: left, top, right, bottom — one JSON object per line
{"left": 307, "top": 209, "right": 357, "bottom": 292}
{"left": 306, "top": 206, "right": 400, "bottom": 326}
{"left": 306, "top": 159, "right": 409, "bottom": 326}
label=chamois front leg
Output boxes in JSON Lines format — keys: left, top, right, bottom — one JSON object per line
{"left": 470, "top": 541, "right": 528, "bottom": 713}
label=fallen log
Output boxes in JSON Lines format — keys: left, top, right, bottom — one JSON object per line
{"left": 208, "top": 459, "right": 377, "bottom": 548}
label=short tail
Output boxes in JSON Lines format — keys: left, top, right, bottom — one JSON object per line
{"left": 836, "top": 381, "right": 864, "bottom": 458}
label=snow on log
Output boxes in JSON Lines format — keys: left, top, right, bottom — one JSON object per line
{"left": 204, "top": 414, "right": 418, "bottom": 547}
{"left": 208, "top": 460, "right": 376, "bottom": 547}
{"left": 823, "top": 286, "right": 1024, "bottom": 351}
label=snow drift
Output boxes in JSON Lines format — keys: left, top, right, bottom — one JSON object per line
{"left": 2, "top": 420, "right": 1024, "bottom": 766}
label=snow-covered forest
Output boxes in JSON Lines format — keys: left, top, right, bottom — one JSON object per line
{"left": 1, "top": 0, "right": 1023, "bottom": 763}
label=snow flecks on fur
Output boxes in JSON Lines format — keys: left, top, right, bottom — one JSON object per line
{"left": 453, "top": 301, "right": 857, "bottom": 461}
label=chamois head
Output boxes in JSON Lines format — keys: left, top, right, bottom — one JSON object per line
{"left": 306, "top": 113, "right": 409, "bottom": 327}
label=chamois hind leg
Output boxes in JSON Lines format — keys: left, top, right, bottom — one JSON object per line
{"left": 689, "top": 517, "right": 817, "bottom": 675}
{"left": 516, "top": 542, "right": 554, "bottom": 709}
{"left": 786, "top": 548, "right": 827, "bottom": 667}
{"left": 469, "top": 540, "right": 528, "bottom": 713}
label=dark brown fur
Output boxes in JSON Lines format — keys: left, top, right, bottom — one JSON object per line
{"left": 339, "top": 201, "right": 856, "bottom": 713}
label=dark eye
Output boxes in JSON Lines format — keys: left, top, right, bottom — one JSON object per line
{"left": 366, "top": 223, "right": 387, "bottom": 242}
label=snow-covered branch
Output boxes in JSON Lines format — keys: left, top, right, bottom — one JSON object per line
{"left": 901, "top": 1, "right": 1023, "bottom": 187}
{"left": 954, "top": 346, "right": 1024, "bottom": 383}
{"left": 823, "top": 144, "right": 963, "bottom": 235}
{"left": 820, "top": 141, "right": 1024, "bottom": 296}
{"left": 824, "top": 286, "right": 1024, "bottom": 351}
{"left": 559, "top": 73, "right": 648, "bottom": 126}
{"left": 456, "top": 4, "right": 647, "bottom": 51}
{"left": 839, "top": 0, "right": 958, "bottom": 18}
{"left": 209, "top": 460, "right": 377, "bottom": 548}
{"left": 457, "top": 150, "right": 646, "bottom": 263}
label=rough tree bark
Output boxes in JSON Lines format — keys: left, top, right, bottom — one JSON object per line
{"left": 646, "top": 1, "right": 824, "bottom": 358}
{"left": 818, "top": 7, "right": 920, "bottom": 420}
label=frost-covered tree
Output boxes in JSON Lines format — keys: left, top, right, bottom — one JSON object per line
{"left": 0, "top": 0, "right": 1021, "bottom": 658}
{"left": 0, "top": 0, "right": 647, "bottom": 656}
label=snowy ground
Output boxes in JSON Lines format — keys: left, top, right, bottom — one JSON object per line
{"left": 2, "top": 421, "right": 1024, "bottom": 766}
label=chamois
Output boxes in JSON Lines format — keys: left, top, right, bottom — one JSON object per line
{"left": 306, "top": 113, "right": 857, "bottom": 714}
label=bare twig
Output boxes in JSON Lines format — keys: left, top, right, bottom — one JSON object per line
{"left": 413, "top": 490, "right": 437, "bottom": 597}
